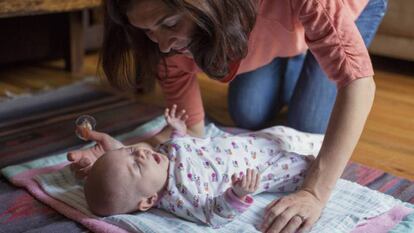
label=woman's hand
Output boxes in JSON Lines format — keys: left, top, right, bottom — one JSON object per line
{"left": 165, "top": 104, "right": 189, "bottom": 135}
{"left": 261, "top": 189, "right": 324, "bottom": 233}
{"left": 67, "top": 130, "right": 124, "bottom": 179}
{"left": 231, "top": 168, "right": 260, "bottom": 200}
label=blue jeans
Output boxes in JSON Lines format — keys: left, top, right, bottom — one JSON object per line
{"left": 228, "top": 0, "right": 388, "bottom": 133}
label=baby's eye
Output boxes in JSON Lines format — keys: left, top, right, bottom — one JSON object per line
{"left": 133, "top": 159, "right": 141, "bottom": 170}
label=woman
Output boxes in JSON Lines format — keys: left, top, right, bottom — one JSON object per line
{"left": 69, "top": 0, "right": 387, "bottom": 232}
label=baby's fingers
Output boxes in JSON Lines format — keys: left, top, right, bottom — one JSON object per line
{"left": 176, "top": 109, "right": 186, "bottom": 120}
{"left": 244, "top": 169, "right": 253, "bottom": 187}
{"left": 241, "top": 171, "right": 248, "bottom": 188}
{"left": 170, "top": 104, "right": 177, "bottom": 118}
{"left": 70, "top": 157, "right": 91, "bottom": 170}
{"left": 250, "top": 170, "right": 260, "bottom": 191}
{"left": 73, "top": 166, "right": 91, "bottom": 179}
{"left": 231, "top": 173, "right": 239, "bottom": 185}
{"left": 164, "top": 108, "right": 170, "bottom": 118}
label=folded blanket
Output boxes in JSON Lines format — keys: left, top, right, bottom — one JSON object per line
{"left": 31, "top": 165, "right": 410, "bottom": 233}
{"left": 3, "top": 117, "right": 414, "bottom": 233}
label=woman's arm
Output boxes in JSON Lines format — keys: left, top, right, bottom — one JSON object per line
{"left": 261, "top": 77, "right": 375, "bottom": 233}
{"left": 302, "top": 76, "right": 375, "bottom": 203}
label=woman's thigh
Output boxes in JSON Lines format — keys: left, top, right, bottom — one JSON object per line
{"left": 228, "top": 58, "right": 285, "bottom": 130}
{"left": 287, "top": 0, "right": 388, "bottom": 134}
{"left": 355, "top": 0, "right": 388, "bottom": 46}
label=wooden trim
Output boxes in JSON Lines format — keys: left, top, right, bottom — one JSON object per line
{"left": 0, "top": 0, "right": 101, "bottom": 18}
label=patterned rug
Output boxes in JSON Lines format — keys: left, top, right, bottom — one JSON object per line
{"left": 0, "top": 79, "right": 163, "bottom": 168}
{"left": 0, "top": 80, "right": 413, "bottom": 232}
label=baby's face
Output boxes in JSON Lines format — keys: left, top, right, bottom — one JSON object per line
{"left": 113, "top": 145, "right": 169, "bottom": 196}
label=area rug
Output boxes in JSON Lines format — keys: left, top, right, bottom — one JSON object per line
{"left": 0, "top": 78, "right": 163, "bottom": 168}
{"left": 0, "top": 79, "right": 413, "bottom": 232}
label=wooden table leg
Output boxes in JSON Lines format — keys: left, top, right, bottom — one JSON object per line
{"left": 65, "top": 10, "right": 85, "bottom": 75}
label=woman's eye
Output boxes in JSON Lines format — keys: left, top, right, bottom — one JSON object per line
{"left": 164, "top": 24, "right": 176, "bottom": 30}
{"left": 163, "top": 21, "right": 177, "bottom": 29}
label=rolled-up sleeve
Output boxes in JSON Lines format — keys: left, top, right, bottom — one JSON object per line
{"left": 292, "top": 0, "right": 374, "bottom": 88}
{"left": 157, "top": 55, "right": 205, "bottom": 126}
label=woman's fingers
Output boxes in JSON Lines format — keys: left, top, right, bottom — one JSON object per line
{"left": 265, "top": 199, "right": 280, "bottom": 212}
{"left": 261, "top": 190, "right": 324, "bottom": 233}
{"left": 263, "top": 207, "right": 298, "bottom": 233}
{"left": 298, "top": 216, "right": 317, "bottom": 233}
{"left": 262, "top": 200, "right": 287, "bottom": 231}
{"left": 280, "top": 214, "right": 305, "bottom": 233}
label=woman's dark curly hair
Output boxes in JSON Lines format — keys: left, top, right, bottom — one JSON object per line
{"left": 100, "top": 0, "right": 257, "bottom": 91}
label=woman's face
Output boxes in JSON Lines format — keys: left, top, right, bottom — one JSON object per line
{"left": 127, "top": 0, "right": 195, "bottom": 56}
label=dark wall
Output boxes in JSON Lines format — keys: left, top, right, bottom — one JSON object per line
{"left": 0, "top": 13, "right": 68, "bottom": 64}
{"left": 0, "top": 10, "right": 102, "bottom": 65}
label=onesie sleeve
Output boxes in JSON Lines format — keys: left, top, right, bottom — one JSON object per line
{"left": 291, "top": 0, "right": 374, "bottom": 88}
{"left": 183, "top": 188, "right": 253, "bottom": 228}
{"left": 157, "top": 55, "right": 205, "bottom": 126}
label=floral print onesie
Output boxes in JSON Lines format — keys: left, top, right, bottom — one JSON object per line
{"left": 156, "top": 126, "right": 321, "bottom": 228}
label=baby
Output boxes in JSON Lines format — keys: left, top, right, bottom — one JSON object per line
{"left": 84, "top": 107, "right": 314, "bottom": 228}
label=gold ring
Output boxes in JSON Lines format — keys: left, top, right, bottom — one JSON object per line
{"left": 295, "top": 214, "right": 306, "bottom": 221}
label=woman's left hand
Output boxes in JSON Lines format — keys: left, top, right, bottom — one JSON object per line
{"left": 260, "top": 189, "right": 324, "bottom": 233}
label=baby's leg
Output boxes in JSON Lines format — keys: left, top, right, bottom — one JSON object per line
{"left": 254, "top": 151, "right": 313, "bottom": 194}
{"left": 252, "top": 126, "right": 324, "bottom": 157}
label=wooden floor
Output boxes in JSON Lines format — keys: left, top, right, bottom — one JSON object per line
{"left": 0, "top": 53, "right": 413, "bottom": 180}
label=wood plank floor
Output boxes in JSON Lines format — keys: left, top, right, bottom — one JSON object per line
{"left": 0, "top": 53, "right": 413, "bottom": 180}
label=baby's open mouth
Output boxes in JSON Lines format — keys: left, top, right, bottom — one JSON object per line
{"left": 152, "top": 153, "right": 161, "bottom": 164}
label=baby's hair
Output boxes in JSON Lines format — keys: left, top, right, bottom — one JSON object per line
{"left": 84, "top": 155, "right": 139, "bottom": 216}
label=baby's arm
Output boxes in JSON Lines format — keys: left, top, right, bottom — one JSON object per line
{"left": 230, "top": 168, "right": 261, "bottom": 201}
{"left": 164, "top": 104, "right": 189, "bottom": 138}
{"left": 186, "top": 169, "right": 260, "bottom": 228}
{"left": 124, "top": 105, "right": 189, "bottom": 148}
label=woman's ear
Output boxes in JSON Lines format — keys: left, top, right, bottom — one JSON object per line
{"left": 137, "top": 193, "right": 158, "bottom": 211}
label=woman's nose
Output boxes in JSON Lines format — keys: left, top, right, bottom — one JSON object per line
{"left": 147, "top": 30, "right": 175, "bottom": 53}
{"left": 157, "top": 36, "right": 175, "bottom": 53}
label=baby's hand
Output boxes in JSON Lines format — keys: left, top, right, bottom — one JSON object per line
{"left": 165, "top": 104, "right": 188, "bottom": 135}
{"left": 231, "top": 168, "right": 260, "bottom": 200}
